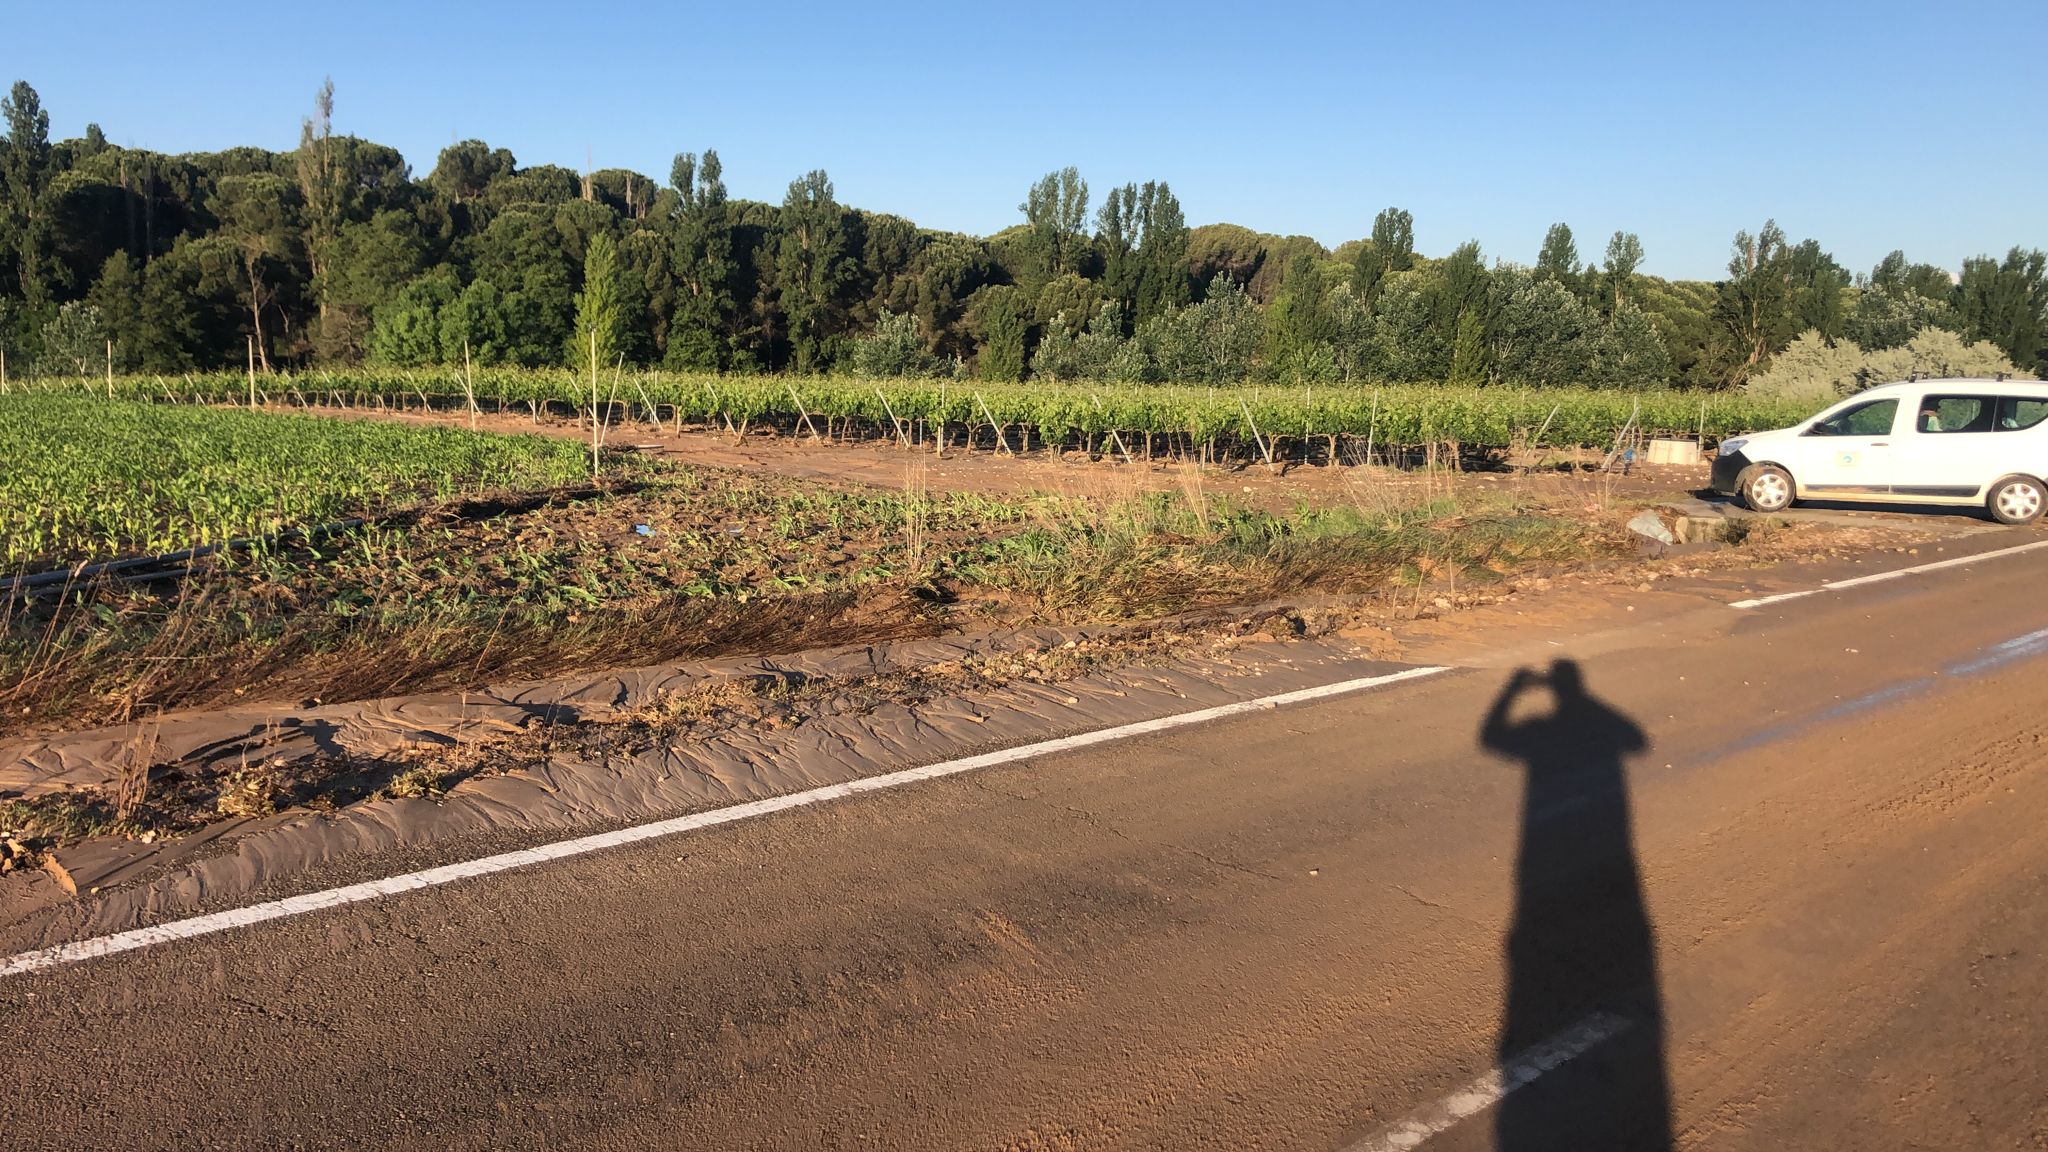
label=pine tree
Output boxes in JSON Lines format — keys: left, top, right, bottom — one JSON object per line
{"left": 1450, "top": 310, "right": 1487, "bottom": 386}
{"left": 85, "top": 252, "right": 145, "bottom": 371}
{"left": 1264, "top": 253, "right": 1337, "bottom": 382}
{"left": 570, "top": 231, "right": 623, "bottom": 369}
{"left": 973, "top": 286, "right": 1027, "bottom": 382}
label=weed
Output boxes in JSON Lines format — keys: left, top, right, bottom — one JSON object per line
{"left": 378, "top": 765, "right": 452, "bottom": 800}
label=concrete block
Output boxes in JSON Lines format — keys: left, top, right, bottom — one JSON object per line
{"left": 1646, "top": 438, "right": 1704, "bottom": 466}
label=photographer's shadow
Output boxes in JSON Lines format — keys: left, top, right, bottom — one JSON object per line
{"left": 1480, "top": 660, "right": 1672, "bottom": 1151}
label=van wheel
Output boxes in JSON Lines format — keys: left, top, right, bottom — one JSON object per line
{"left": 1987, "top": 475, "right": 2045, "bottom": 525}
{"left": 1739, "top": 464, "right": 1794, "bottom": 513}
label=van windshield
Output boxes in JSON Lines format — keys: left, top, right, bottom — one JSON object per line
{"left": 1810, "top": 398, "right": 1898, "bottom": 437}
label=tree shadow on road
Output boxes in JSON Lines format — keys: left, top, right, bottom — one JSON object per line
{"left": 1480, "top": 659, "right": 1672, "bottom": 1151}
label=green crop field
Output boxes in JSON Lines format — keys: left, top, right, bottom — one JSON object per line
{"left": 60, "top": 369, "right": 1811, "bottom": 456}
{"left": 0, "top": 375, "right": 1812, "bottom": 571}
{"left": 0, "top": 394, "right": 593, "bottom": 569}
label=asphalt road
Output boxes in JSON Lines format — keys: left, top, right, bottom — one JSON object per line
{"left": 6, "top": 546, "right": 2048, "bottom": 1150}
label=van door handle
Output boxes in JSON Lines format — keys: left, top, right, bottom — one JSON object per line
{"left": 1870, "top": 442, "right": 1889, "bottom": 447}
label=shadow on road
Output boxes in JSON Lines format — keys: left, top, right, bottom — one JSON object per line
{"left": 1480, "top": 660, "right": 1673, "bottom": 1151}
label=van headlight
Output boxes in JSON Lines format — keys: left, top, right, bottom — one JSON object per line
{"left": 1719, "top": 437, "right": 1749, "bottom": 455}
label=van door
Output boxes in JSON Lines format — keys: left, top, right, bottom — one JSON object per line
{"left": 1790, "top": 396, "right": 1900, "bottom": 496}
{"left": 1889, "top": 393, "right": 1998, "bottom": 498}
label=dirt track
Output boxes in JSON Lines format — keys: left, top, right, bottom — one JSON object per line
{"left": 6, "top": 524, "right": 2048, "bottom": 1148}
{"left": 282, "top": 399, "right": 1722, "bottom": 511}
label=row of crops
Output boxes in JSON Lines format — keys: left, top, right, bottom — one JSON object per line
{"left": 41, "top": 369, "right": 1812, "bottom": 457}
{"left": 0, "top": 394, "right": 593, "bottom": 569}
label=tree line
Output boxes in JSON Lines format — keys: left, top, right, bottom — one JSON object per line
{"left": 1, "top": 79, "right": 2041, "bottom": 390}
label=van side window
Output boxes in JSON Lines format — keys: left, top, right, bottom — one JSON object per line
{"left": 1994, "top": 397, "right": 2048, "bottom": 432}
{"left": 1811, "top": 398, "right": 1898, "bottom": 437}
{"left": 1915, "top": 395, "right": 1995, "bottom": 434}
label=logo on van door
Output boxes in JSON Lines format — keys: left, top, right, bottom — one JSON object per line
{"left": 1837, "top": 451, "right": 1858, "bottom": 468}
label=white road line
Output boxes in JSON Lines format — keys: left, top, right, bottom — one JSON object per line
{"left": 1340, "top": 1012, "right": 1632, "bottom": 1151}
{"left": 1730, "top": 537, "right": 2048, "bottom": 609}
{"left": 1, "top": 664, "right": 1450, "bottom": 980}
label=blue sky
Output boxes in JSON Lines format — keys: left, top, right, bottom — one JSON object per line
{"left": 6, "top": 0, "right": 2042, "bottom": 280}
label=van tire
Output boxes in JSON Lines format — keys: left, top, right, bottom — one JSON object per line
{"left": 1987, "top": 475, "right": 2045, "bottom": 525}
{"left": 1738, "top": 464, "right": 1795, "bottom": 513}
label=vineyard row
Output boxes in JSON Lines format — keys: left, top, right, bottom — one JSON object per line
{"left": 12, "top": 370, "right": 1810, "bottom": 460}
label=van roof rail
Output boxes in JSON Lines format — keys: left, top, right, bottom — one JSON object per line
{"left": 1997, "top": 371, "right": 2010, "bottom": 382}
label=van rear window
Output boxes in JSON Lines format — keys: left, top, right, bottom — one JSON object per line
{"left": 1994, "top": 397, "right": 2048, "bottom": 432}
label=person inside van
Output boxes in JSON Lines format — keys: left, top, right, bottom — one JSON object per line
{"left": 1919, "top": 406, "right": 1943, "bottom": 432}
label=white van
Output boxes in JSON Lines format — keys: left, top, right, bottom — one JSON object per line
{"left": 1712, "top": 378, "right": 2048, "bottom": 525}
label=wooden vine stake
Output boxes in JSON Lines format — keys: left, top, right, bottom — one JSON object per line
{"left": 973, "top": 393, "right": 1013, "bottom": 455}
{"left": 785, "top": 382, "right": 823, "bottom": 441}
{"left": 1524, "top": 403, "right": 1559, "bottom": 473}
{"left": 246, "top": 336, "right": 257, "bottom": 407}
{"left": 462, "top": 339, "right": 478, "bottom": 430}
{"left": 1364, "top": 390, "right": 1379, "bottom": 467}
{"left": 633, "top": 375, "right": 662, "bottom": 432}
{"left": 1239, "top": 398, "right": 1275, "bottom": 470}
{"left": 598, "top": 354, "right": 625, "bottom": 449}
{"left": 587, "top": 329, "right": 601, "bottom": 484}
{"left": 1600, "top": 399, "right": 1641, "bottom": 473}
{"left": 876, "top": 387, "right": 911, "bottom": 448}
{"left": 1092, "top": 396, "right": 1135, "bottom": 464}
{"left": 105, "top": 339, "right": 114, "bottom": 400}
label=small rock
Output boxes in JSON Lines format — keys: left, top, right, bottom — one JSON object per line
{"left": 1627, "top": 510, "right": 1675, "bottom": 546}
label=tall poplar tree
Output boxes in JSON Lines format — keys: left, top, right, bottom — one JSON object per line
{"left": 1601, "top": 231, "right": 1644, "bottom": 311}
{"left": 1715, "top": 220, "right": 1795, "bottom": 385}
{"left": 1535, "top": 223, "right": 1580, "bottom": 291}
{"left": 295, "top": 79, "right": 340, "bottom": 336}
{"left": 2, "top": 81, "right": 53, "bottom": 314}
{"left": 666, "top": 149, "right": 735, "bottom": 370}
{"left": 1351, "top": 206, "right": 1413, "bottom": 305}
{"left": 775, "top": 169, "right": 853, "bottom": 373}
{"left": 1021, "top": 167, "right": 1089, "bottom": 285}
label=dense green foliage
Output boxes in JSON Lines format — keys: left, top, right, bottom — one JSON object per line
{"left": 1745, "top": 328, "right": 2030, "bottom": 404}
{"left": 0, "top": 393, "right": 591, "bottom": 566}
{"left": 1, "top": 79, "right": 2041, "bottom": 389}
